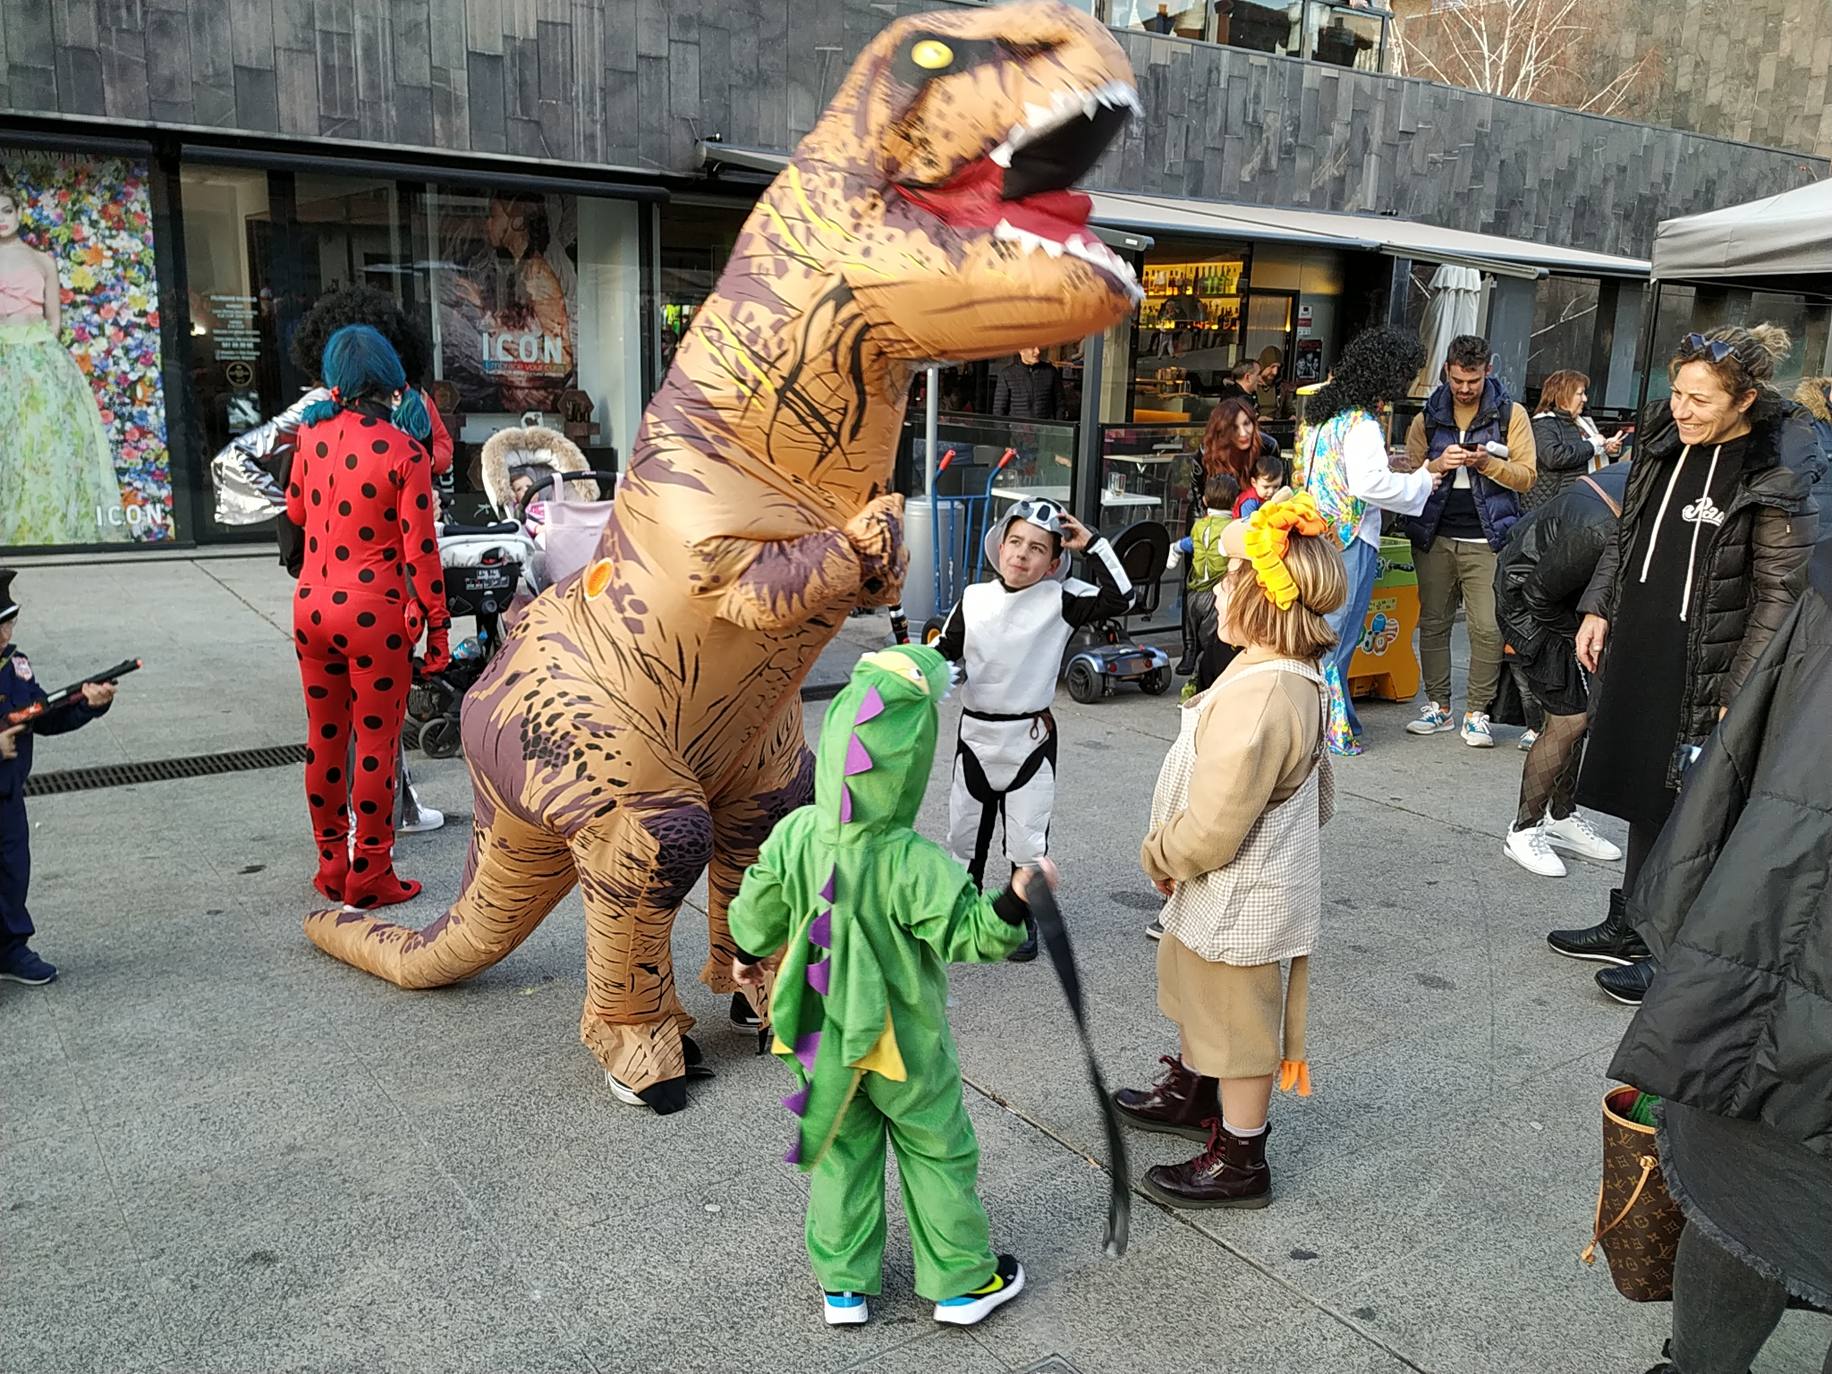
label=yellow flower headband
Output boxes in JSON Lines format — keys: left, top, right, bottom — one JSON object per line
{"left": 1240, "top": 493, "right": 1329, "bottom": 611}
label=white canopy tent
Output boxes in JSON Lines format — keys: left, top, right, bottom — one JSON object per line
{"left": 1652, "top": 177, "right": 1832, "bottom": 283}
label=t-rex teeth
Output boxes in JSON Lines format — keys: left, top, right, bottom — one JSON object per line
{"left": 991, "top": 143, "right": 1014, "bottom": 168}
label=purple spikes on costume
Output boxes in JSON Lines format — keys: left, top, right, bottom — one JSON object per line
{"left": 784, "top": 1139, "right": 802, "bottom": 1165}
{"left": 856, "top": 686, "right": 885, "bottom": 725}
{"left": 844, "top": 733, "right": 873, "bottom": 776}
{"left": 819, "top": 872, "right": 835, "bottom": 902}
{"left": 809, "top": 910, "right": 833, "bottom": 949}
{"left": 806, "top": 958, "right": 832, "bottom": 996}
{"left": 840, "top": 785, "right": 853, "bottom": 824}
{"left": 782, "top": 1085, "right": 810, "bottom": 1117}
{"left": 794, "top": 1030, "right": 821, "bottom": 1072}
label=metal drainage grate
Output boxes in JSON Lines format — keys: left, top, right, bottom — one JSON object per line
{"left": 27, "top": 743, "right": 310, "bottom": 797}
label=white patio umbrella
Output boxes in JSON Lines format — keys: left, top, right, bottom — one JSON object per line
{"left": 1414, "top": 264, "right": 1483, "bottom": 393}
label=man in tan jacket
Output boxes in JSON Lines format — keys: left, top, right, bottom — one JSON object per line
{"left": 1398, "top": 334, "right": 1537, "bottom": 748}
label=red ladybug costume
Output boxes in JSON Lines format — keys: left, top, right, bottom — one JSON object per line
{"left": 287, "top": 400, "right": 450, "bottom": 908}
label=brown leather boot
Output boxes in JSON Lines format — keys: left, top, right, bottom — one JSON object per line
{"left": 1142, "top": 1119, "right": 1272, "bottom": 1210}
{"left": 1111, "top": 1055, "right": 1220, "bottom": 1141}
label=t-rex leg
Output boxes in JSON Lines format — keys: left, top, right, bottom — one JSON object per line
{"left": 305, "top": 782, "right": 575, "bottom": 989}
{"left": 704, "top": 702, "right": 816, "bottom": 1003}
{"left": 572, "top": 792, "right": 713, "bottom": 1111}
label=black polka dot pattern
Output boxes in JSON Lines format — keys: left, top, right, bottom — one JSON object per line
{"left": 291, "top": 407, "right": 445, "bottom": 905}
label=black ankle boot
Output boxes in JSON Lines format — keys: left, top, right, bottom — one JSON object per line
{"left": 1596, "top": 958, "right": 1656, "bottom": 1006}
{"left": 1548, "top": 888, "right": 1650, "bottom": 966}
{"left": 1142, "top": 1118, "right": 1272, "bottom": 1210}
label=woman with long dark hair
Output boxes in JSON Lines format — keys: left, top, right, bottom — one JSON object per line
{"left": 287, "top": 325, "right": 450, "bottom": 910}
{"left": 1567, "top": 324, "right": 1822, "bottom": 1004}
{"left": 1177, "top": 397, "right": 1275, "bottom": 675}
{"left": 1200, "top": 396, "right": 1267, "bottom": 489}
{"left": 1297, "top": 327, "right": 1445, "bottom": 754}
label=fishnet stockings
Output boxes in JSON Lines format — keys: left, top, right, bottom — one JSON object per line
{"left": 1514, "top": 710, "right": 1588, "bottom": 831}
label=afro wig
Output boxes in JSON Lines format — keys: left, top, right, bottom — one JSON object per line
{"left": 1305, "top": 326, "right": 1426, "bottom": 427}
{"left": 289, "top": 285, "right": 432, "bottom": 386}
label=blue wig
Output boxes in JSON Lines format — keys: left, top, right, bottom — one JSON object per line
{"left": 301, "top": 324, "right": 408, "bottom": 426}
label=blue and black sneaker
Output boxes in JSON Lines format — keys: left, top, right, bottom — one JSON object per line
{"left": 933, "top": 1254, "right": 1024, "bottom": 1326}
{"left": 0, "top": 946, "right": 57, "bottom": 986}
{"left": 822, "top": 1291, "right": 869, "bottom": 1326}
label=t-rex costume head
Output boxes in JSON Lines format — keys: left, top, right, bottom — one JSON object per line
{"left": 304, "top": 3, "right": 1139, "bottom": 1116}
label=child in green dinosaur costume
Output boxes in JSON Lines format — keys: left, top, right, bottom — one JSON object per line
{"left": 729, "top": 644, "right": 1048, "bottom": 1328}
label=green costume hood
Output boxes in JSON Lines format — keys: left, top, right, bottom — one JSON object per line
{"left": 767, "top": 644, "right": 953, "bottom": 1165}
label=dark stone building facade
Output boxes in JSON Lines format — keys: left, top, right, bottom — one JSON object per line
{"left": 2, "top": 0, "right": 1823, "bottom": 258}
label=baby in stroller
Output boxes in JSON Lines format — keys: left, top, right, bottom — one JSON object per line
{"left": 409, "top": 425, "right": 616, "bottom": 756}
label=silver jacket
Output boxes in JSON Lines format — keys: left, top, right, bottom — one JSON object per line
{"left": 208, "top": 388, "right": 328, "bottom": 525}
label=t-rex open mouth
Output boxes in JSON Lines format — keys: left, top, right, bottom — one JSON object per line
{"left": 896, "top": 80, "right": 1143, "bottom": 298}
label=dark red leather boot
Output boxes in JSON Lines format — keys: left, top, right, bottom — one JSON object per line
{"left": 1142, "top": 1118, "right": 1272, "bottom": 1210}
{"left": 1112, "top": 1055, "right": 1221, "bottom": 1141}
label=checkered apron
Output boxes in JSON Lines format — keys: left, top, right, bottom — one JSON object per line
{"left": 1151, "top": 659, "right": 1333, "bottom": 966}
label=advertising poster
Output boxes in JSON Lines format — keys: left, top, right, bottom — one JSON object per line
{"left": 0, "top": 149, "right": 172, "bottom": 546}
{"left": 433, "top": 190, "right": 579, "bottom": 415}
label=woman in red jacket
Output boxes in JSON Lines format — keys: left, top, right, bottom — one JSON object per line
{"left": 286, "top": 325, "right": 451, "bottom": 909}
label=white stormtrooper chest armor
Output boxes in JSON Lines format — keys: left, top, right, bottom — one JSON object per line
{"left": 957, "top": 577, "right": 1092, "bottom": 715}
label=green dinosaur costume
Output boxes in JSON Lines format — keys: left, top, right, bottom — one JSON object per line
{"left": 728, "top": 644, "right": 1027, "bottom": 1301}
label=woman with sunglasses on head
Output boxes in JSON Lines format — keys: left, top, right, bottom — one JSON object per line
{"left": 1560, "top": 326, "right": 1824, "bottom": 1005}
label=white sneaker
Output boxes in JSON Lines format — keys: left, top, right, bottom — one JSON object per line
{"left": 1542, "top": 812, "right": 1623, "bottom": 863}
{"left": 1504, "top": 825, "right": 1566, "bottom": 878}
{"left": 1517, "top": 729, "right": 1538, "bottom": 752}
{"left": 1461, "top": 712, "right": 1495, "bottom": 748}
{"left": 823, "top": 1292, "right": 870, "bottom": 1326}
{"left": 1406, "top": 702, "right": 1454, "bottom": 735}
{"left": 398, "top": 804, "right": 445, "bottom": 834}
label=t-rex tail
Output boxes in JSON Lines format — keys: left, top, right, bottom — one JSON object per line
{"left": 304, "top": 797, "right": 579, "bottom": 988}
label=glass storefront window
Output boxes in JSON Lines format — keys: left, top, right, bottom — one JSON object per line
{"left": 657, "top": 197, "right": 748, "bottom": 380}
{"left": 1131, "top": 243, "right": 1252, "bottom": 426}
{"left": 1295, "top": 1, "right": 1389, "bottom": 70}
{"left": 182, "top": 165, "right": 284, "bottom": 537}
{"left": 1, "top": 146, "right": 175, "bottom": 548}
{"left": 1115, "top": 0, "right": 1211, "bottom": 38}
{"left": 415, "top": 183, "right": 641, "bottom": 501}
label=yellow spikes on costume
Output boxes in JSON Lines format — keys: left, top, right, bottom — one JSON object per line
{"left": 1240, "top": 492, "right": 1328, "bottom": 611}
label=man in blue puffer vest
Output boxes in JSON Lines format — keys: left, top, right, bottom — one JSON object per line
{"left": 1401, "top": 334, "right": 1538, "bottom": 748}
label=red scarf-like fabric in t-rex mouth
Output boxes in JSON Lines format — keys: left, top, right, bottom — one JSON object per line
{"left": 305, "top": 0, "right": 1142, "bottom": 1113}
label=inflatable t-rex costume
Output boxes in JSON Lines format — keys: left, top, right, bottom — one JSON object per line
{"left": 305, "top": 0, "right": 1142, "bottom": 1112}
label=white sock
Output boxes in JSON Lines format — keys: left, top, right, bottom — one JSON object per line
{"left": 1223, "top": 1116, "right": 1266, "bottom": 1138}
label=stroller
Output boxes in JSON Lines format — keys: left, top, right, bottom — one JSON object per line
{"left": 477, "top": 425, "right": 619, "bottom": 596}
{"left": 1062, "top": 519, "right": 1174, "bottom": 703}
{"left": 406, "top": 426, "right": 618, "bottom": 758}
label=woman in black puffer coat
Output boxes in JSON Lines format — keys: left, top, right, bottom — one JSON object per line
{"left": 1524, "top": 369, "right": 1621, "bottom": 511}
{"left": 1610, "top": 535, "right": 1832, "bottom": 1374}
{"left": 1570, "top": 325, "right": 1823, "bottom": 1002}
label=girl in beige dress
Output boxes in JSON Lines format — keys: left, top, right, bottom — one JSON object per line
{"left": 1112, "top": 494, "right": 1346, "bottom": 1209}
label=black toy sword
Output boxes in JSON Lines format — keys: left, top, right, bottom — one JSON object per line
{"left": 1026, "top": 878, "right": 1132, "bottom": 1258}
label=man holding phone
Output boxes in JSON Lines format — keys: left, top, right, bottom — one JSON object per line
{"left": 1400, "top": 335, "right": 1538, "bottom": 748}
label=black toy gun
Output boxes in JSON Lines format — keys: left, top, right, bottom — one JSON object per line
{"left": 4, "top": 658, "right": 142, "bottom": 728}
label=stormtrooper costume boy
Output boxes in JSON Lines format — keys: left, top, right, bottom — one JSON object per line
{"left": 936, "top": 499, "right": 1133, "bottom": 959}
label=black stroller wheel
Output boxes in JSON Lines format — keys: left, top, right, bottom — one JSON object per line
{"left": 420, "top": 716, "right": 463, "bottom": 759}
{"left": 400, "top": 718, "right": 425, "bottom": 752}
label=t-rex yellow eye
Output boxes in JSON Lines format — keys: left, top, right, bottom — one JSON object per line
{"left": 911, "top": 39, "right": 954, "bottom": 70}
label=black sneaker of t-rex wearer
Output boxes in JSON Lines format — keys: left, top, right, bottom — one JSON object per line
{"left": 729, "top": 990, "right": 763, "bottom": 1029}
{"left": 1007, "top": 919, "right": 1039, "bottom": 963}
{"left": 932, "top": 1254, "right": 1025, "bottom": 1326}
